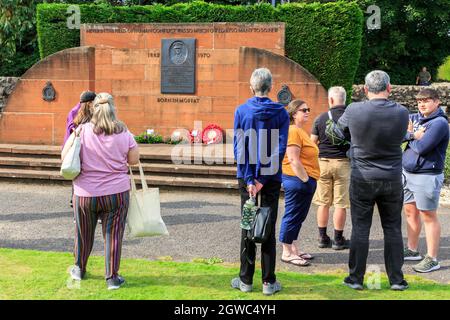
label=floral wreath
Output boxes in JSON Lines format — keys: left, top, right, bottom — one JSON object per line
{"left": 202, "top": 124, "right": 223, "bottom": 144}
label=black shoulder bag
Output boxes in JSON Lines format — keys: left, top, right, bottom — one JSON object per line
{"left": 242, "top": 194, "right": 273, "bottom": 265}
{"left": 249, "top": 206, "right": 272, "bottom": 243}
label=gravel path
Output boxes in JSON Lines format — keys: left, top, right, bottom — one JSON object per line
{"left": 0, "top": 181, "right": 449, "bottom": 284}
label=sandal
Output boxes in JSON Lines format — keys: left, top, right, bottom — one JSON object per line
{"left": 297, "top": 252, "right": 314, "bottom": 260}
{"left": 281, "top": 255, "right": 311, "bottom": 267}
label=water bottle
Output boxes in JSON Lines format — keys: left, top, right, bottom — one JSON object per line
{"left": 240, "top": 196, "right": 257, "bottom": 230}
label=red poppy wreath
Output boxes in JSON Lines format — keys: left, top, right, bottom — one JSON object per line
{"left": 202, "top": 124, "right": 223, "bottom": 144}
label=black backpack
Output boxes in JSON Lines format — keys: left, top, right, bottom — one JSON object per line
{"left": 325, "top": 111, "right": 349, "bottom": 146}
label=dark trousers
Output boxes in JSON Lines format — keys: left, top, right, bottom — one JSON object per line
{"left": 348, "top": 176, "right": 405, "bottom": 285}
{"left": 238, "top": 178, "right": 281, "bottom": 285}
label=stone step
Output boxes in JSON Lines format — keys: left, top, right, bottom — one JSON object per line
{"left": 0, "top": 143, "right": 236, "bottom": 164}
{"left": 0, "top": 168, "right": 239, "bottom": 189}
{"left": 0, "top": 156, "right": 237, "bottom": 176}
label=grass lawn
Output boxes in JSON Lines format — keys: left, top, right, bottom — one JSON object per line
{"left": 0, "top": 248, "right": 449, "bottom": 300}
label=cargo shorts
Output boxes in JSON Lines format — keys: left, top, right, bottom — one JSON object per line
{"left": 312, "top": 158, "right": 350, "bottom": 208}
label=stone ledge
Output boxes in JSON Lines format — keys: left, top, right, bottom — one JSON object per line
{"left": 0, "top": 77, "right": 19, "bottom": 113}
{"left": 352, "top": 83, "right": 450, "bottom": 113}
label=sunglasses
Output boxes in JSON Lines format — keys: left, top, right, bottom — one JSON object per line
{"left": 298, "top": 108, "right": 311, "bottom": 113}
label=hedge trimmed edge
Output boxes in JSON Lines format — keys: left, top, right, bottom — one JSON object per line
{"left": 36, "top": 1, "right": 363, "bottom": 95}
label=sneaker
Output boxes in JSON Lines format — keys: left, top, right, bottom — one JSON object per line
{"left": 391, "top": 280, "right": 409, "bottom": 291}
{"left": 69, "top": 265, "right": 85, "bottom": 281}
{"left": 404, "top": 248, "right": 423, "bottom": 261}
{"left": 262, "top": 281, "right": 281, "bottom": 296}
{"left": 413, "top": 255, "right": 441, "bottom": 273}
{"left": 332, "top": 237, "right": 350, "bottom": 250}
{"left": 343, "top": 276, "right": 363, "bottom": 290}
{"left": 318, "top": 235, "right": 332, "bottom": 248}
{"left": 231, "top": 278, "right": 253, "bottom": 293}
{"left": 107, "top": 275, "right": 125, "bottom": 290}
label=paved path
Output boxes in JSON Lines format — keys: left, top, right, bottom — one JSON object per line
{"left": 0, "top": 181, "right": 449, "bottom": 284}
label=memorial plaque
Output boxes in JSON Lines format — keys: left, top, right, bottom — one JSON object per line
{"left": 161, "top": 38, "right": 196, "bottom": 94}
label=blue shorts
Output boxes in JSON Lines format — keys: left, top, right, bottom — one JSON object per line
{"left": 403, "top": 170, "right": 444, "bottom": 211}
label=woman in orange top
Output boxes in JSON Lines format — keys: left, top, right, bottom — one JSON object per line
{"left": 279, "top": 99, "right": 320, "bottom": 266}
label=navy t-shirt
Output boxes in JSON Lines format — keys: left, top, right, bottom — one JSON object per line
{"left": 311, "top": 105, "right": 350, "bottom": 159}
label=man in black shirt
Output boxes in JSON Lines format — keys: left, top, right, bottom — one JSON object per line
{"left": 338, "top": 70, "right": 409, "bottom": 291}
{"left": 311, "top": 86, "right": 351, "bottom": 250}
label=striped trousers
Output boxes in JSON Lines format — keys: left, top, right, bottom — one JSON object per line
{"left": 73, "top": 191, "right": 129, "bottom": 280}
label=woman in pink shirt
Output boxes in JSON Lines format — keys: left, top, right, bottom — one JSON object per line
{"left": 62, "top": 92, "right": 139, "bottom": 290}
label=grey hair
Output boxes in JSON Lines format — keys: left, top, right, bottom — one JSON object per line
{"left": 328, "top": 86, "right": 346, "bottom": 104}
{"left": 365, "top": 70, "right": 390, "bottom": 94}
{"left": 250, "top": 68, "right": 272, "bottom": 96}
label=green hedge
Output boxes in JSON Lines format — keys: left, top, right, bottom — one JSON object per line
{"left": 295, "top": 0, "right": 450, "bottom": 85}
{"left": 36, "top": 1, "right": 363, "bottom": 95}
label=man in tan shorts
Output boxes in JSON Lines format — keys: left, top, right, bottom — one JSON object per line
{"left": 311, "top": 86, "right": 351, "bottom": 250}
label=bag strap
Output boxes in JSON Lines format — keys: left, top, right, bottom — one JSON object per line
{"left": 327, "top": 110, "right": 334, "bottom": 121}
{"left": 75, "top": 126, "right": 83, "bottom": 137}
{"left": 129, "top": 162, "right": 148, "bottom": 192}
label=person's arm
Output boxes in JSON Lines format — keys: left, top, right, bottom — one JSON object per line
{"left": 286, "top": 145, "right": 309, "bottom": 182}
{"left": 233, "top": 109, "right": 256, "bottom": 188}
{"left": 310, "top": 116, "right": 320, "bottom": 145}
{"left": 128, "top": 146, "right": 140, "bottom": 165}
{"left": 336, "top": 107, "right": 351, "bottom": 141}
{"left": 257, "top": 110, "right": 289, "bottom": 186}
{"left": 408, "top": 121, "right": 448, "bottom": 155}
{"left": 403, "top": 117, "right": 415, "bottom": 142}
{"left": 416, "top": 76, "right": 420, "bottom": 85}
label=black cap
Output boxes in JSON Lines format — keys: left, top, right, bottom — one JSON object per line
{"left": 80, "top": 91, "right": 96, "bottom": 103}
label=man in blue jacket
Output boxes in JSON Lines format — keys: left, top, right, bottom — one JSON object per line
{"left": 231, "top": 68, "right": 289, "bottom": 295}
{"left": 402, "top": 88, "right": 449, "bottom": 273}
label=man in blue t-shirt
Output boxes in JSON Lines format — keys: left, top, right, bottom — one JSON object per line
{"left": 402, "top": 88, "right": 449, "bottom": 273}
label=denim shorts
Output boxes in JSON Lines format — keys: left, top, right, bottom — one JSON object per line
{"left": 403, "top": 170, "right": 444, "bottom": 211}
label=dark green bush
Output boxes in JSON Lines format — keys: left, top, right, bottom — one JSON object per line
{"left": 36, "top": 1, "right": 363, "bottom": 95}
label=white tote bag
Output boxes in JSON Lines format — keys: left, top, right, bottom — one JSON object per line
{"left": 127, "top": 162, "right": 169, "bottom": 237}
{"left": 60, "top": 128, "right": 82, "bottom": 180}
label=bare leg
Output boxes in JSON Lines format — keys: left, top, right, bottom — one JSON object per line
{"left": 420, "top": 210, "right": 441, "bottom": 259}
{"left": 333, "top": 207, "right": 347, "bottom": 231}
{"left": 281, "top": 243, "right": 295, "bottom": 258}
{"left": 317, "top": 205, "right": 330, "bottom": 228}
{"left": 404, "top": 203, "right": 421, "bottom": 250}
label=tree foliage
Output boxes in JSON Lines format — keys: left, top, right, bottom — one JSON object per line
{"left": 3, "top": 0, "right": 448, "bottom": 85}
{"left": 0, "top": 0, "right": 36, "bottom": 63}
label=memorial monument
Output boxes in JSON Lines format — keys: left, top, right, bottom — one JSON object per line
{"left": 0, "top": 23, "right": 328, "bottom": 145}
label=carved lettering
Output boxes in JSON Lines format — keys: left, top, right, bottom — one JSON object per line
{"left": 157, "top": 97, "right": 200, "bottom": 103}
{"left": 85, "top": 26, "right": 280, "bottom": 34}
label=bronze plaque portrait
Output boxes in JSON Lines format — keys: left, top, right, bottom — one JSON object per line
{"left": 161, "top": 38, "right": 196, "bottom": 94}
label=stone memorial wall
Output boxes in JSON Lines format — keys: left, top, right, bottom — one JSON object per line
{"left": 0, "top": 23, "right": 329, "bottom": 145}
